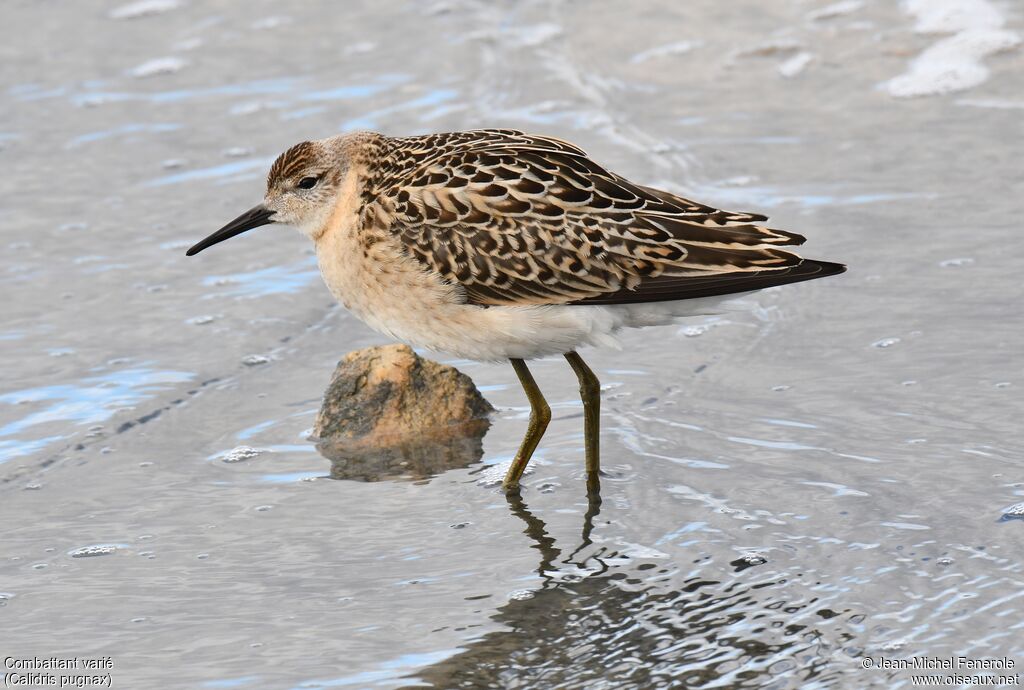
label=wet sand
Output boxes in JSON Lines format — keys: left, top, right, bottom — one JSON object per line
{"left": 1, "top": 1, "right": 1022, "bottom": 687}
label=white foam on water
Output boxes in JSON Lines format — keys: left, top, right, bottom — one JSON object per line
{"left": 130, "top": 56, "right": 188, "bottom": 78}
{"left": 904, "top": 0, "right": 1003, "bottom": 33}
{"left": 109, "top": 0, "right": 180, "bottom": 20}
{"left": 807, "top": 0, "right": 864, "bottom": 22}
{"left": 219, "top": 445, "right": 266, "bottom": 463}
{"left": 68, "top": 544, "right": 125, "bottom": 558}
{"left": 884, "top": 0, "right": 1021, "bottom": 97}
{"left": 886, "top": 30, "right": 1021, "bottom": 97}
{"left": 630, "top": 40, "right": 700, "bottom": 64}
{"left": 779, "top": 51, "right": 814, "bottom": 78}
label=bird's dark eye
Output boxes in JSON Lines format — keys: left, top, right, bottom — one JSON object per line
{"left": 297, "top": 176, "right": 319, "bottom": 190}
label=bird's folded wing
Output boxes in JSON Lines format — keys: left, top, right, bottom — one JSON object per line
{"left": 571, "top": 259, "right": 847, "bottom": 304}
{"left": 376, "top": 129, "right": 824, "bottom": 307}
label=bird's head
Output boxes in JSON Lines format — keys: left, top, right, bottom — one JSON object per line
{"left": 186, "top": 136, "right": 355, "bottom": 257}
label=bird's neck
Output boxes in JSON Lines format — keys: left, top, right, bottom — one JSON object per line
{"left": 312, "top": 165, "right": 363, "bottom": 245}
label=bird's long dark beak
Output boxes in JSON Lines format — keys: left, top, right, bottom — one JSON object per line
{"left": 186, "top": 205, "right": 276, "bottom": 256}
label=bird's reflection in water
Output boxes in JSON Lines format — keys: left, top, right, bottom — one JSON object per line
{"left": 315, "top": 420, "right": 862, "bottom": 687}
{"left": 407, "top": 485, "right": 863, "bottom": 690}
{"left": 316, "top": 419, "right": 490, "bottom": 482}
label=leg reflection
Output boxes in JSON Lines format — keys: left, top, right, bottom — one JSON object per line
{"left": 569, "top": 480, "right": 603, "bottom": 566}
{"left": 504, "top": 481, "right": 605, "bottom": 584}
{"left": 504, "top": 491, "right": 560, "bottom": 581}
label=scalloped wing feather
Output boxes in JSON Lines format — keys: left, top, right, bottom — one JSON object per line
{"left": 368, "top": 129, "right": 827, "bottom": 306}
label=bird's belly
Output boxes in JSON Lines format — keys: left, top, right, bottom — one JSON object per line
{"left": 315, "top": 240, "right": 611, "bottom": 359}
{"left": 319, "top": 266, "right": 600, "bottom": 361}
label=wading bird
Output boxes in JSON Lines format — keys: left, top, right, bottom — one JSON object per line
{"left": 187, "top": 129, "right": 844, "bottom": 492}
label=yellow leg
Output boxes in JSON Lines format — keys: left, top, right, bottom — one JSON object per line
{"left": 564, "top": 351, "right": 601, "bottom": 482}
{"left": 503, "top": 358, "right": 551, "bottom": 493}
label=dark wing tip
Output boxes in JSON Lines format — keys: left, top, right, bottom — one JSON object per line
{"left": 572, "top": 257, "right": 846, "bottom": 305}
{"left": 806, "top": 259, "right": 847, "bottom": 276}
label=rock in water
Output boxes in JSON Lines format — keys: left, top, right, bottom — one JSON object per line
{"left": 314, "top": 344, "right": 494, "bottom": 440}
{"left": 313, "top": 345, "right": 495, "bottom": 480}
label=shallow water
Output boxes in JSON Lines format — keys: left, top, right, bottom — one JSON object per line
{"left": 1, "top": 1, "right": 1022, "bottom": 688}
